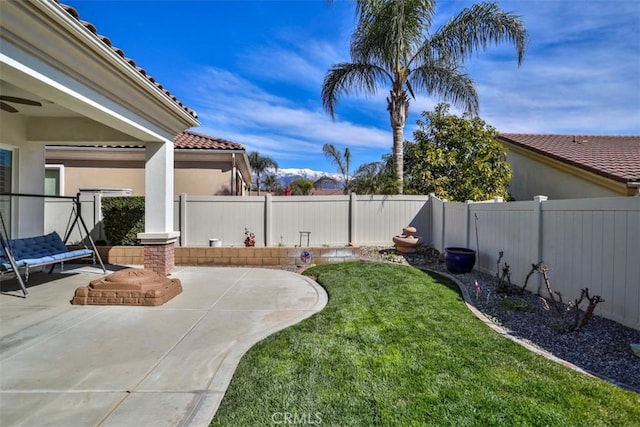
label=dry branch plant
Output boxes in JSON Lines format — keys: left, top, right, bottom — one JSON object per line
{"left": 495, "top": 252, "right": 518, "bottom": 295}
{"left": 524, "top": 263, "right": 605, "bottom": 332}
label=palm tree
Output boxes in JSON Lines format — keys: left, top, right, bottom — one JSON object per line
{"left": 322, "top": 143, "right": 351, "bottom": 194}
{"left": 262, "top": 174, "right": 282, "bottom": 194}
{"left": 290, "top": 177, "right": 314, "bottom": 195}
{"left": 248, "top": 151, "right": 278, "bottom": 196}
{"left": 351, "top": 156, "right": 396, "bottom": 195}
{"left": 322, "top": 0, "right": 527, "bottom": 193}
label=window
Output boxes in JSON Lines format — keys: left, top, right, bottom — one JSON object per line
{"left": 44, "top": 164, "right": 64, "bottom": 196}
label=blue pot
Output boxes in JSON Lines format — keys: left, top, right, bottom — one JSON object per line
{"left": 445, "top": 247, "right": 476, "bottom": 274}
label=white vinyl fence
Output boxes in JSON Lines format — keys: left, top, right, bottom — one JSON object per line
{"left": 45, "top": 193, "right": 431, "bottom": 247}
{"left": 430, "top": 195, "right": 640, "bottom": 330}
{"left": 44, "top": 195, "right": 102, "bottom": 244}
{"left": 44, "top": 193, "right": 639, "bottom": 329}
{"left": 177, "top": 194, "right": 430, "bottom": 247}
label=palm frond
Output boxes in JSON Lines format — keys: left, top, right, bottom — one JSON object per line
{"left": 431, "top": 2, "right": 527, "bottom": 65}
{"left": 322, "top": 144, "right": 347, "bottom": 176}
{"left": 351, "top": 0, "right": 436, "bottom": 67}
{"left": 321, "top": 62, "right": 390, "bottom": 119}
{"left": 409, "top": 63, "right": 479, "bottom": 114}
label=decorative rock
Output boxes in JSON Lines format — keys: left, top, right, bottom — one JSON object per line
{"left": 71, "top": 268, "right": 182, "bottom": 306}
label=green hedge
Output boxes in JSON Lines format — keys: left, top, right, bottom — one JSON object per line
{"left": 102, "top": 196, "right": 145, "bottom": 246}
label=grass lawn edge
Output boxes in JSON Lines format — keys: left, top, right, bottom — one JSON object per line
{"left": 415, "top": 265, "right": 640, "bottom": 394}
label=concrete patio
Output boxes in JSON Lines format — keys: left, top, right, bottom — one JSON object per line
{"left": 0, "top": 265, "right": 327, "bottom": 426}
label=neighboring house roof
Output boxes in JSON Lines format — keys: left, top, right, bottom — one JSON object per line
{"left": 46, "top": 131, "right": 246, "bottom": 151}
{"left": 54, "top": 0, "right": 197, "bottom": 120}
{"left": 310, "top": 188, "right": 345, "bottom": 196}
{"left": 174, "top": 131, "right": 245, "bottom": 150}
{"left": 499, "top": 134, "right": 640, "bottom": 184}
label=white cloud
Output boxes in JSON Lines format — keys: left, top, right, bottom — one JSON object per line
{"left": 187, "top": 66, "right": 392, "bottom": 165}
{"left": 184, "top": 0, "right": 638, "bottom": 173}
{"left": 444, "top": 0, "right": 640, "bottom": 135}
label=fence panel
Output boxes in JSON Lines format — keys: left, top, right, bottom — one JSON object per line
{"left": 355, "top": 195, "right": 431, "bottom": 245}
{"left": 182, "top": 196, "right": 265, "bottom": 246}
{"left": 430, "top": 196, "right": 445, "bottom": 251}
{"left": 540, "top": 197, "right": 640, "bottom": 329}
{"left": 443, "top": 202, "right": 467, "bottom": 248}
{"left": 469, "top": 201, "right": 537, "bottom": 286}
{"left": 271, "top": 196, "right": 350, "bottom": 246}
{"left": 44, "top": 195, "right": 98, "bottom": 244}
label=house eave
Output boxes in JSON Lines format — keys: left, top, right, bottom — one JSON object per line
{"left": 1, "top": 0, "right": 199, "bottom": 141}
{"left": 501, "top": 140, "right": 632, "bottom": 196}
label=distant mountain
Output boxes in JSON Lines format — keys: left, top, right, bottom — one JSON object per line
{"left": 261, "top": 168, "right": 344, "bottom": 189}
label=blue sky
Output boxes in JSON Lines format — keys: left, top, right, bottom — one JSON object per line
{"left": 65, "top": 0, "right": 640, "bottom": 174}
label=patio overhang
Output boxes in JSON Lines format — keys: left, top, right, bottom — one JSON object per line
{"left": 1, "top": 0, "right": 200, "bottom": 274}
{"left": 1, "top": 0, "right": 198, "bottom": 138}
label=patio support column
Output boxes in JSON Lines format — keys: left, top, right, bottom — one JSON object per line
{"left": 138, "top": 140, "right": 179, "bottom": 275}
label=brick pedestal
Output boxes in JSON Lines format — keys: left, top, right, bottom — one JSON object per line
{"left": 144, "top": 242, "right": 175, "bottom": 276}
{"left": 71, "top": 268, "right": 182, "bottom": 306}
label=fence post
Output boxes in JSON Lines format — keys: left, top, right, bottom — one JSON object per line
{"left": 349, "top": 192, "right": 357, "bottom": 244}
{"left": 465, "top": 200, "right": 472, "bottom": 248}
{"left": 265, "top": 193, "right": 272, "bottom": 247}
{"left": 179, "top": 193, "right": 187, "bottom": 247}
{"left": 533, "top": 195, "right": 548, "bottom": 293}
{"left": 429, "top": 193, "right": 447, "bottom": 253}
{"left": 93, "top": 193, "right": 103, "bottom": 241}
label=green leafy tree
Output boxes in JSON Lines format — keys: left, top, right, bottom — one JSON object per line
{"left": 248, "top": 151, "right": 278, "bottom": 196}
{"left": 404, "top": 103, "right": 511, "bottom": 201}
{"left": 322, "top": 0, "right": 527, "bottom": 194}
{"left": 322, "top": 143, "right": 351, "bottom": 194}
{"left": 289, "top": 178, "right": 314, "bottom": 195}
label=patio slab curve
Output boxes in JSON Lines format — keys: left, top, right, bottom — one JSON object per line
{"left": 0, "top": 266, "right": 327, "bottom": 427}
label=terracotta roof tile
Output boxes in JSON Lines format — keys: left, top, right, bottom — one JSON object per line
{"left": 55, "top": 1, "right": 197, "bottom": 120}
{"left": 499, "top": 134, "right": 640, "bottom": 184}
{"left": 49, "top": 131, "right": 244, "bottom": 151}
{"left": 174, "top": 130, "right": 245, "bottom": 151}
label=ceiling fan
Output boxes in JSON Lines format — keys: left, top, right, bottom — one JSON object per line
{"left": 0, "top": 95, "right": 42, "bottom": 113}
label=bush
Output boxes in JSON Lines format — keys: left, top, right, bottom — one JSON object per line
{"left": 102, "top": 196, "right": 144, "bottom": 246}
{"left": 404, "top": 103, "right": 512, "bottom": 201}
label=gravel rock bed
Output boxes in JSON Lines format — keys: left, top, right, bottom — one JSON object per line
{"left": 357, "top": 246, "right": 640, "bottom": 392}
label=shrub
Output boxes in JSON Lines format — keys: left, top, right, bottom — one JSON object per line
{"left": 102, "top": 196, "right": 145, "bottom": 246}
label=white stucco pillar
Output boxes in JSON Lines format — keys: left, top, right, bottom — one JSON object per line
{"left": 1, "top": 115, "right": 45, "bottom": 238}
{"left": 16, "top": 143, "right": 46, "bottom": 238}
{"left": 138, "top": 140, "right": 179, "bottom": 275}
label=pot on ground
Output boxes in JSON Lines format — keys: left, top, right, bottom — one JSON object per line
{"left": 444, "top": 247, "right": 476, "bottom": 274}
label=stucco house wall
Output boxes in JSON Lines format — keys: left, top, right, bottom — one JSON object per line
{"left": 174, "top": 160, "right": 234, "bottom": 195}
{"left": 500, "top": 134, "right": 640, "bottom": 200}
{"left": 1, "top": 116, "right": 46, "bottom": 237}
{"left": 58, "top": 162, "right": 145, "bottom": 196}
{"left": 45, "top": 131, "right": 251, "bottom": 197}
{"left": 45, "top": 152, "right": 244, "bottom": 196}
{"left": 506, "top": 148, "right": 621, "bottom": 200}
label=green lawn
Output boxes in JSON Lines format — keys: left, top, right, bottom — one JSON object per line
{"left": 211, "top": 262, "right": 639, "bottom": 426}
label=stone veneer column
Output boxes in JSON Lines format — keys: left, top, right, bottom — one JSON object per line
{"left": 144, "top": 242, "right": 175, "bottom": 276}
{"left": 138, "top": 232, "right": 180, "bottom": 275}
